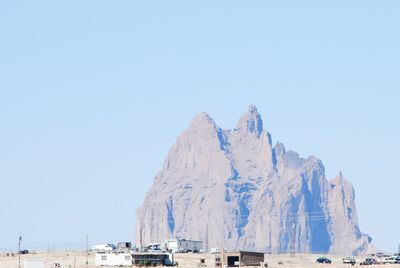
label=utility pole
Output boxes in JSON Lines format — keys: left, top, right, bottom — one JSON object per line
{"left": 221, "top": 247, "right": 225, "bottom": 268}
{"left": 290, "top": 223, "right": 296, "bottom": 257}
{"left": 85, "top": 234, "right": 89, "bottom": 265}
{"left": 140, "top": 226, "right": 143, "bottom": 251}
{"left": 18, "top": 232, "right": 22, "bottom": 268}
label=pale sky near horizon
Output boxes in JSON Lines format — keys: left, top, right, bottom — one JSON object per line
{"left": 1, "top": 1, "right": 399, "bottom": 252}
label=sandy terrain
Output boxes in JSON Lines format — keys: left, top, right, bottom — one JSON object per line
{"left": 1, "top": 251, "right": 399, "bottom": 268}
{"left": 0, "top": 251, "right": 94, "bottom": 268}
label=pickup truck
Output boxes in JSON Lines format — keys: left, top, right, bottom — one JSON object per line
{"left": 342, "top": 256, "right": 356, "bottom": 265}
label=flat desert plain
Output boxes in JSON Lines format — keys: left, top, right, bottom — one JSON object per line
{"left": 1, "top": 251, "right": 399, "bottom": 268}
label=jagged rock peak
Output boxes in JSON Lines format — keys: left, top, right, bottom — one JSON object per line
{"left": 191, "top": 112, "right": 215, "bottom": 125}
{"left": 236, "top": 105, "right": 263, "bottom": 137}
{"left": 189, "top": 112, "right": 221, "bottom": 131}
{"left": 136, "top": 106, "right": 373, "bottom": 255}
{"left": 331, "top": 171, "right": 346, "bottom": 184}
{"left": 275, "top": 142, "right": 286, "bottom": 153}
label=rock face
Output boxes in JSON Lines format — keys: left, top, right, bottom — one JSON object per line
{"left": 135, "top": 106, "right": 373, "bottom": 255}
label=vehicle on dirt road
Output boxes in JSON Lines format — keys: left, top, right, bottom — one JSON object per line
{"left": 342, "top": 256, "right": 356, "bottom": 265}
{"left": 316, "top": 257, "right": 332, "bottom": 264}
{"left": 360, "top": 258, "right": 378, "bottom": 265}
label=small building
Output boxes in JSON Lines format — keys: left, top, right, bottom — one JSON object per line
{"left": 217, "top": 250, "right": 265, "bottom": 267}
{"left": 95, "top": 252, "right": 133, "bottom": 266}
{"left": 132, "top": 252, "right": 173, "bottom": 266}
{"left": 162, "top": 238, "right": 203, "bottom": 253}
{"left": 117, "top": 242, "right": 132, "bottom": 252}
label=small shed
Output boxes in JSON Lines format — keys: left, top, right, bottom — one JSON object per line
{"left": 117, "top": 242, "right": 132, "bottom": 253}
{"left": 220, "top": 250, "right": 264, "bottom": 267}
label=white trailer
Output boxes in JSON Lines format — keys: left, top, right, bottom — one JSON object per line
{"left": 92, "top": 244, "right": 116, "bottom": 252}
{"left": 163, "top": 238, "right": 203, "bottom": 253}
{"left": 95, "top": 253, "right": 133, "bottom": 266}
{"left": 24, "top": 261, "right": 44, "bottom": 268}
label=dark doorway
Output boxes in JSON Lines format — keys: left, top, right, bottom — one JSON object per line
{"left": 227, "top": 256, "right": 239, "bottom": 267}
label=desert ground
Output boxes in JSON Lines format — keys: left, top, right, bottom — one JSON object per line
{"left": 1, "top": 251, "right": 399, "bottom": 268}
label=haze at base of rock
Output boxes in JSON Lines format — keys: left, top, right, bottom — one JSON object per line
{"left": 136, "top": 105, "right": 374, "bottom": 255}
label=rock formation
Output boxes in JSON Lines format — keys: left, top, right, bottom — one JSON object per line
{"left": 135, "top": 106, "right": 373, "bottom": 255}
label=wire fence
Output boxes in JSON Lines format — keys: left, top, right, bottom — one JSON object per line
{"left": 0, "top": 235, "right": 135, "bottom": 253}
{"left": 0, "top": 242, "right": 86, "bottom": 253}
{"left": 0, "top": 240, "right": 130, "bottom": 253}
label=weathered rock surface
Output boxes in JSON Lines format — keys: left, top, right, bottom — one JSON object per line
{"left": 135, "top": 106, "right": 373, "bottom": 255}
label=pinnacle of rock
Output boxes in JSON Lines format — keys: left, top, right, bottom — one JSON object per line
{"left": 136, "top": 106, "right": 373, "bottom": 255}
{"left": 236, "top": 105, "right": 263, "bottom": 137}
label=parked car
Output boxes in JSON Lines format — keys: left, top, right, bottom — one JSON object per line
{"left": 360, "top": 258, "right": 378, "bottom": 265}
{"left": 18, "top": 250, "right": 29, "bottom": 255}
{"left": 381, "top": 256, "right": 400, "bottom": 264}
{"left": 316, "top": 257, "right": 332, "bottom": 264}
{"left": 342, "top": 256, "right": 356, "bottom": 265}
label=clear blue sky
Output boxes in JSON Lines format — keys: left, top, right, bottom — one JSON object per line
{"left": 0, "top": 1, "right": 399, "bottom": 252}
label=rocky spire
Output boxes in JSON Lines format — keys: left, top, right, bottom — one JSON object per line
{"left": 236, "top": 105, "right": 263, "bottom": 137}
{"left": 190, "top": 112, "right": 217, "bottom": 130}
{"left": 136, "top": 106, "right": 372, "bottom": 255}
